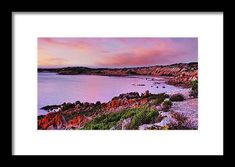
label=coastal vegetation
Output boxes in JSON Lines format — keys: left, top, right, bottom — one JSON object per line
{"left": 170, "top": 93, "right": 185, "bottom": 101}
{"left": 190, "top": 80, "right": 198, "bottom": 98}
{"left": 82, "top": 107, "right": 158, "bottom": 130}
{"left": 38, "top": 62, "right": 198, "bottom": 130}
{"left": 162, "top": 99, "right": 173, "bottom": 112}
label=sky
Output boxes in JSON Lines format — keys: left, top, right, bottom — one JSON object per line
{"left": 38, "top": 38, "right": 197, "bottom": 68}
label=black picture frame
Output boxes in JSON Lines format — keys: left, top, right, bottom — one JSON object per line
{"left": 7, "top": 6, "right": 224, "bottom": 159}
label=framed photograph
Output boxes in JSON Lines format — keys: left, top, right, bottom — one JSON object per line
{"left": 12, "top": 12, "right": 223, "bottom": 155}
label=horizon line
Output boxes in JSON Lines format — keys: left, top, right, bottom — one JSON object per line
{"left": 38, "top": 61, "right": 198, "bottom": 69}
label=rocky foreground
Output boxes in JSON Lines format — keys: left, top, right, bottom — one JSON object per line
{"left": 38, "top": 62, "right": 198, "bottom": 130}
{"left": 38, "top": 89, "right": 198, "bottom": 130}
{"left": 39, "top": 62, "right": 198, "bottom": 87}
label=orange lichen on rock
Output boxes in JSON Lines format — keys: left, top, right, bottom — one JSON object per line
{"left": 38, "top": 112, "right": 67, "bottom": 130}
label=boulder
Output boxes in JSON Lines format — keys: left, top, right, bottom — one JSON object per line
{"left": 138, "top": 124, "right": 154, "bottom": 130}
{"left": 47, "top": 125, "right": 55, "bottom": 130}
{"left": 122, "top": 118, "right": 132, "bottom": 130}
{"left": 38, "top": 112, "right": 67, "bottom": 130}
{"left": 156, "top": 105, "right": 162, "bottom": 111}
{"left": 143, "top": 90, "right": 150, "bottom": 97}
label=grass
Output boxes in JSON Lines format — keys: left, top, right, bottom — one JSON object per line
{"left": 82, "top": 108, "right": 158, "bottom": 130}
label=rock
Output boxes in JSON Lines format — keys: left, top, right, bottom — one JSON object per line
{"left": 122, "top": 118, "right": 132, "bottom": 130}
{"left": 96, "top": 101, "right": 101, "bottom": 105}
{"left": 136, "top": 84, "right": 145, "bottom": 86}
{"left": 75, "top": 101, "right": 81, "bottom": 105}
{"left": 38, "top": 112, "right": 67, "bottom": 130}
{"left": 38, "top": 89, "right": 197, "bottom": 130}
{"left": 170, "top": 93, "right": 185, "bottom": 101}
{"left": 50, "top": 108, "right": 60, "bottom": 112}
{"left": 47, "top": 125, "right": 55, "bottom": 130}
{"left": 61, "top": 102, "right": 75, "bottom": 110}
{"left": 127, "top": 92, "right": 140, "bottom": 99}
{"left": 138, "top": 124, "right": 163, "bottom": 130}
{"left": 68, "top": 115, "right": 89, "bottom": 128}
{"left": 116, "top": 92, "right": 140, "bottom": 99}
{"left": 114, "top": 120, "right": 123, "bottom": 130}
{"left": 156, "top": 114, "right": 167, "bottom": 123}
{"left": 56, "top": 115, "right": 67, "bottom": 129}
{"left": 41, "top": 104, "right": 60, "bottom": 111}
{"left": 191, "top": 76, "right": 197, "bottom": 81}
{"left": 156, "top": 105, "right": 162, "bottom": 111}
{"left": 161, "top": 99, "right": 172, "bottom": 112}
{"left": 41, "top": 62, "right": 197, "bottom": 87}
{"left": 143, "top": 90, "right": 150, "bottom": 97}
{"left": 110, "top": 99, "right": 121, "bottom": 108}
{"left": 139, "top": 124, "right": 153, "bottom": 130}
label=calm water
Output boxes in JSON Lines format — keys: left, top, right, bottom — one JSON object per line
{"left": 38, "top": 73, "right": 184, "bottom": 115}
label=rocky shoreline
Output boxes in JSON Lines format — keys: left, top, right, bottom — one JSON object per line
{"left": 38, "top": 62, "right": 198, "bottom": 130}
{"left": 38, "top": 88, "right": 198, "bottom": 130}
{"left": 39, "top": 62, "right": 198, "bottom": 87}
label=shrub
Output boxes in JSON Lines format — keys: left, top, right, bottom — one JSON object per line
{"left": 38, "top": 115, "right": 46, "bottom": 121}
{"left": 130, "top": 109, "right": 158, "bottom": 129}
{"left": 190, "top": 80, "right": 198, "bottom": 98}
{"left": 61, "top": 103, "right": 75, "bottom": 111}
{"left": 168, "top": 112, "right": 194, "bottom": 130}
{"left": 40, "top": 104, "right": 60, "bottom": 110}
{"left": 82, "top": 109, "right": 137, "bottom": 130}
{"left": 170, "top": 93, "right": 185, "bottom": 101}
{"left": 162, "top": 100, "right": 172, "bottom": 112}
{"left": 82, "top": 108, "right": 158, "bottom": 130}
{"left": 128, "top": 71, "right": 138, "bottom": 75}
{"left": 147, "top": 93, "right": 168, "bottom": 105}
{"left": 120, "top": 109, "right": 136, "bottom": 120}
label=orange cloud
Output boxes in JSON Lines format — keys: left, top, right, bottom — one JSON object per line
{"left": 38, "top": 38, "right": 197, "bottom": 68}
{"left": 38, "top": 57, "right": 68, "bottom": 67}
{"left": 97, "top": 42, "right": 185, "bottom": 67}
{"left": 38, "top": 38, "right": 100, "bottom": 52}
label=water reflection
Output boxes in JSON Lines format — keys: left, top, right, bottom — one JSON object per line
{"left": 38, "top": 73, "right": 183, "bottom": 115}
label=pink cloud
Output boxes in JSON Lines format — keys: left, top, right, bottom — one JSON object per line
{"left": 38, "top": 38, "right": 197, "bottom": 68}
{"left": 38, "top": 57, "right": 68, "bottom": 68}
{"left": 38, "top": 38, "right": 96, "bottom": 52}
{"left": 97, "top": 39, "right": 190, "bottom": 67}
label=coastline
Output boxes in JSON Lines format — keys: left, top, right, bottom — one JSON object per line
{"left": 38, "top": 88, "right": 198, "bottom": 130}
{"left": 38, "top": 62, "right": 198, "bottom": 88}
{"left": 38, "top": 62, "right": 198, "bottom": 130}
{"left": 38, "top": 74, "right": 186, "bottom": 116}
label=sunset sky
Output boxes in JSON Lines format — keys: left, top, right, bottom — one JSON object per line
{"left": 38, "top": 38, "right": 197, "bottom": 68}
